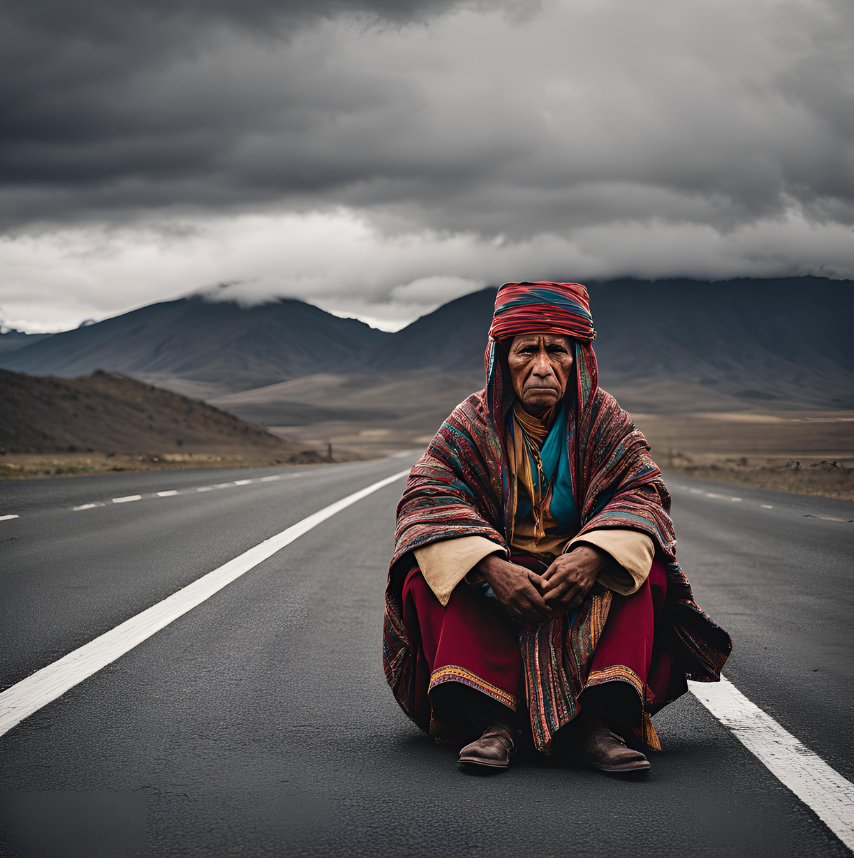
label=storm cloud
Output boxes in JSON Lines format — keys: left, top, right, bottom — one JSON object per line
{"left": 1, "top": 0, "right": 852, "bottom": 330}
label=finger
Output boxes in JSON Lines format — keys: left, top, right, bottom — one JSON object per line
{"left": 543, "top": 582, "right": 567, "bottom": 603}
{"left": 517, "top": 591, "right": 548, "bottom": 619}
{"left": 542, "top": 558, "right": 571, "bottom": 581}
{"left": 562, "top": 581, "right": 581, "bottom": 605}
{"left": 526, "top": 592, "right": 554, "bottom": 617}
{"left": 528, "top": 572, "right": 552, "bottom": 593}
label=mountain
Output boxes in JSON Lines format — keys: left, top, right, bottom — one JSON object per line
{"left": 367, "top": 278, "right": 854, "bottom": 410}
{"left": 0, "top": 296, "right": 388, "bottom": 395}
{"left": 3, "top": 278, "right": 851, "bottom": 413}
{"left": 366, "top": 289, "right": 495, "bottom": 372}
{"left": 0, "top": 368, "right": 304, "bottom": 458}
{"left": 0, "top": 327, "right": 53, "bottom": 353}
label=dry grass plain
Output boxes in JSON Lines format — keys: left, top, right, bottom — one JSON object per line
{"left": 633, "top": 410, "right": 854, "bottom": 501}
{"left": 0, "top": 450, "right": 325, "bottom": 479}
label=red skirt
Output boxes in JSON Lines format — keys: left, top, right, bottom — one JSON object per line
{"left": 401, "top": 554, "right": 685, "bottom": 750}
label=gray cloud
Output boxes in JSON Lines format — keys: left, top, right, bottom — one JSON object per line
{"left": 3, "top": 0, "right": 851, "bottom": 232}
{"left": 0, "top": 0, "right": 852, "bottom": 331}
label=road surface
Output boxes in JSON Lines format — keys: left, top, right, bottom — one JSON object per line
{"left": 1, "top": 459, "right": 852, "bottom": 857}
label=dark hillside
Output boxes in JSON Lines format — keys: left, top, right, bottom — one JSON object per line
{"left": 0, "top": 297, "right": 388, "bottom": 394}
{"left": 0, "top": 328, "right": 53, "bottom": 353}
{"left": 364, "top": 278, "right": 854, "bottom": 409}
{"left": 366, "top": 289, "right": 495, "bottom": 372}
{"left": 0, "top": 368, "right": 301, "bottom": 457}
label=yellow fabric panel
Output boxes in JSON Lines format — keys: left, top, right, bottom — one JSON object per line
{"left": 413, "top": 536, "right": 507, "bottom": 607}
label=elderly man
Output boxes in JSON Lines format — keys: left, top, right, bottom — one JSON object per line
{"left": 383, "top": 282, "right": 731, "bottom": 774}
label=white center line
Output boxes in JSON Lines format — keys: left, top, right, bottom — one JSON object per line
{"left": 156, "top": 490, "right": 178, "bottom": 497}
{"left": 0, "top": 514, "right": 19, "bottom": 522}
{"left": 730, "top": 497, "right": 742, "bottom": 502}
{"left": 692, "top": 676, "right": 854, "bottom": 851}
{"left": 233, "top": 479, "right": 253, "bottom": 486}
{"left": 112, "top": 495, "right": 142, "bottom": 504}
{"left": 72, "top": 503, "right": 103, "bottom": 512}
{"left": 0, "top": 469, "right": 410, "bottom": 739}
{"left": 260, "top": 475, "right": 280, "bottom": 482}
{"left": 761, "top": 504, "right": 774, "bottom": 509}
{"left": 196, "top": 486, "right": 214, "bottom": 492}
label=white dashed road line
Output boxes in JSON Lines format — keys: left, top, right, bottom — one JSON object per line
{"left": 68, "top": 471, "right": 307, "bottom": 511}
{"left": 0, "top": 514, "right": 19, "bottom": 522}
{"left": 692, "top": 676, "right": 854, "bottom": 852}
{"left": 0, "top": 469, "right": 410, "bottom": 739}
{"left": 676, "top": 483, "right": 852, "bottom": 524}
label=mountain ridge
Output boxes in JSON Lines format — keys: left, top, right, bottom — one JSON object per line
{"left": 2, "top": 277, "right": 852, "bottom": 408}
{"left": 0, "top": 295, "right": 388, "bottom": 393}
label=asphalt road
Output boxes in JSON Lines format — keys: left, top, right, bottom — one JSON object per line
{"left": 0, "top": 460, "right": 852, "bottom": 857}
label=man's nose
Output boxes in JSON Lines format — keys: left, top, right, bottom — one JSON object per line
{"left": 532, "top": 349, "right": 553, "bottom": 378}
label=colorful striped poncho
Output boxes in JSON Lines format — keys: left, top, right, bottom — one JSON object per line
{"left": 383, "top": 282, "right": 732, "bottom": 751}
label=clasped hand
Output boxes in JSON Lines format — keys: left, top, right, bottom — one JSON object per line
{"left": 476, "top": 545, "right": 604, "bottom": 625}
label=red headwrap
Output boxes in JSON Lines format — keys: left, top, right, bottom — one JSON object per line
{"left": 488, "top": 281, "right": 596, "bottom": 343}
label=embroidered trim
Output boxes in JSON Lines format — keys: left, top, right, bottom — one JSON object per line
{"left": 584, "top": 664, "right": 646, "bottom": 701}
{"left": 429, "top": 664, "right": 517, "bottom": 711}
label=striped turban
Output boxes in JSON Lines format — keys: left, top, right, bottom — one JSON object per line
{"left": 488, "top": 281, "right": 596, "bottom": 343}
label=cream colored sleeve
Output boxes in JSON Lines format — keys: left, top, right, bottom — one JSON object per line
{"left": 566, "top": 529, "right": 655, "bottom": 596}
{"left": 413, "top": 536, "right": 507, "bottom": 607}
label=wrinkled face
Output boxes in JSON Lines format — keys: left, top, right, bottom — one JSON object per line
{"left": 507, "top": 333, "right": 574, "bottom": 414}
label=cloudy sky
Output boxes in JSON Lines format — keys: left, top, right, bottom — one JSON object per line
{"left": 2, "top": 0, "right": 852, "bottom": 331}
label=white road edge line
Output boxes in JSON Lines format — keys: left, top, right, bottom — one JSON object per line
{"left": 691, "top": 676, "right": 854, "bottom": 851}
{"left": 0, "top": 514, "right": 19, "bottom": 521}
{"left": 0, "top": 468, "right": 410, "bottom": 739}
{"left": 156, "top": 490, "right": 178, "bottom": 497}
{"left": 112, "top": 495, "right": 141, "bottom": 504}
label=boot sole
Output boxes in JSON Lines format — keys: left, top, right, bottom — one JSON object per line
{"left": 577, "top": 759, "right": 651, "bottom": 774}
{"left": 458, "top": 756, "right": 510, "bottom": 769}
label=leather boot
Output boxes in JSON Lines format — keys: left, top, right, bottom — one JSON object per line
{"left": 575, "top": 723, "right": 651, "bottom": 774}
{"left": 458, "top": 727, "right": 515, "bottom": 769}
